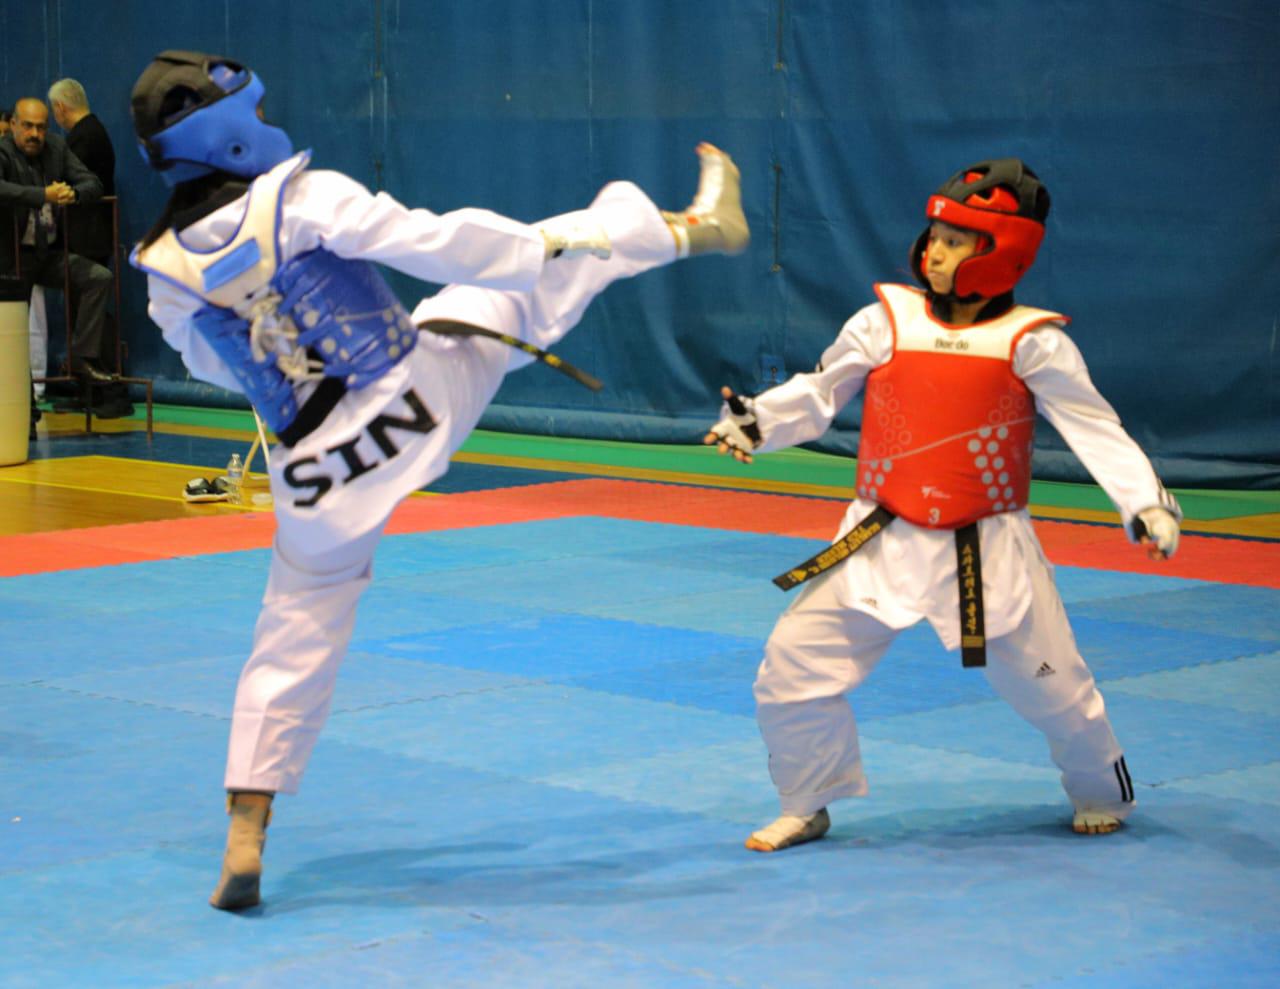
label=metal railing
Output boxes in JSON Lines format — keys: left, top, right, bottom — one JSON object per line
{"left": 11, "top": 195, "right": 154, "bottom": 438}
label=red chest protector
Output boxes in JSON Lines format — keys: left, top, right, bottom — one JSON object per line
{"left": 856, "top": 283, "right": 1068, "bottom": 529}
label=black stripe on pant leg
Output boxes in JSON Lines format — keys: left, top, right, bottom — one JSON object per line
{"left": 1114, "top": 757, "right": 1134, "bottom": 803}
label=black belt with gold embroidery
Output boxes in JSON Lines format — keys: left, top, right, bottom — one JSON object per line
{"left": 773, "top": 507, "right": 988, "bottom": 669}
{"left": 772, "top": 505, "right": 896, "bottom": 591}
{"left": 954, "top": 522, "right": 986, "bottom": 667}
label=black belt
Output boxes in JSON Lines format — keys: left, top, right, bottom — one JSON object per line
{"left": 419, "top": 319, "right": 603, "bottom": 391}
{"left": 273, "top": 319, "right": 602, "bottom": 449}
{"left": 772, "top": 506, "right": 896, "bottom": 591}
{"left": 276, "top": 375, "right": 346, "bottom": 448}
{"left": 772, "top": 507, "right": 987, "bottom": 668}
{"left": 954, "top": 522, "right": 986, "bottom": 667}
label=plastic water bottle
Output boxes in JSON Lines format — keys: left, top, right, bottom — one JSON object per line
{"left": 226, "top": 453, "right": 244, "bottom": 503}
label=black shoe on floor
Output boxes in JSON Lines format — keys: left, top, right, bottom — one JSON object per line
{"left": 70, "top": 359, "right": 117, "bottom": 383}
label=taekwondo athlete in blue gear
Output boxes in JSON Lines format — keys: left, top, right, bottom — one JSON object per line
{"left": 128, "top": 49, "right": 751, "bottom": 912}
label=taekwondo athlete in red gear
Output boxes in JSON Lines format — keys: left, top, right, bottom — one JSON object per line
{"left": 705, "top": 159, "right": 1181, "bottom": 852}
{"left": 128, "top": 50, "right": 749, "bottom": 911}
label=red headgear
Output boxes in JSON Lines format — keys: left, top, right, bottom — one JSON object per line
{"left": 912, "top": 159, "right": 1051, "bottom": 299}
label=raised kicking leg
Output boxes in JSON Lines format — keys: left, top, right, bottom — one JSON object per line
{"left": 663, "top": 142, "right": 750, "bottom": 258}
{"left": 412, "top": 143, "right": 749, "bottom": 434}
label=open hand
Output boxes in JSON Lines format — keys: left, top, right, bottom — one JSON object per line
{"left": 704, "top": 385, "right": 760, "bottom": 464}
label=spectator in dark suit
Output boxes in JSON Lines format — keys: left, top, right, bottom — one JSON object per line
{"left": 0, "top": 97, "right": 114, "bottom": 383}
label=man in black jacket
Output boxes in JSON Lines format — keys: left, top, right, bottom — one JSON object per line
{"left": 49, "top": 79, "right": 115, "bottom": 263}
{"left": 0, "top": 97, "right": 113, "bottom": 382}
{"left": 49, "top": 79, "right": 131, "bottom": 416}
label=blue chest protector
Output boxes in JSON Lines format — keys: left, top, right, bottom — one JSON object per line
{"left": 132, "top": 153, "right": 418, "bottom": 437}
{"left": 188, "top": 250, "right": 420, "bottom": 434}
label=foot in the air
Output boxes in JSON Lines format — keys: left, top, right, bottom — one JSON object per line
{"left": 745, "top": 808, "right": 830, "bottom": 852}
{"left": 663, "top": 142, "right": 750, "bottom": 258}
{"left": 1072, "top": 810, "right": 1122, "bottom": 835}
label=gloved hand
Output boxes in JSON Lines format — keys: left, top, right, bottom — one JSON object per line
{"left": 539, "top": 214, "right": 612, "bottom": 260}
{"left": 1134, "top": 506, "right": 1180, "bottom": 560}
{"left": 704, "top": 385, "right": 761, "bottom": 463}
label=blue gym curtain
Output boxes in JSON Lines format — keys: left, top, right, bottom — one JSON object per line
{"left": 4, "top": 0, "right": 1276, "bottom": 485}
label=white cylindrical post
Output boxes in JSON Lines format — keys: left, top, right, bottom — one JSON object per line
{"left": 0, "top": 285, "right": 33, "bottom": 466}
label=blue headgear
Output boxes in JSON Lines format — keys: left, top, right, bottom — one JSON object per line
{"left": 130, "top": 50, "right": 293, "bottom": 186}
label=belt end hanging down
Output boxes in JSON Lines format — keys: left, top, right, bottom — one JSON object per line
{"left": 961, "top": 635, "right": 987, "bottom": 668}
{"left": 955, "top": 522, "right": 987, "bottom": 668}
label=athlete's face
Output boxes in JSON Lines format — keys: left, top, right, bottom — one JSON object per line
{"left": 923, "top": 221, "right": 982, "bottom": 295}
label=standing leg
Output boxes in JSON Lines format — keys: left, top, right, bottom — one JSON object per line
{"left": 984, "top": 557, "right": 1133, "bottom": 833}
{"left": 748, "top": 573, "right": 899, "bottom": 850}
{"left": 225, "top": 520, "right": 387, "bottom": 794}
{"left": 211, "top": 518, "right": 386, "bottom": 910}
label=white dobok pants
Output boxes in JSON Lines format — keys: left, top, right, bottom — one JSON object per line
{"left": 754, "top": 542, "right": 1134, "bottom": 820}
{"left": 225, "top": 182, "right": 676, "bottom": 793}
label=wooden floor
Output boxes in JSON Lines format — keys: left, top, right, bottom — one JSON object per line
{"left": 0, "top": 413, "right": 263, "bottom": 535}
{"left": 4, "top": 410, "right": 1279, "bottom": 540}
{"left": 0, "top": 454, "right": 268, "bottom": 535}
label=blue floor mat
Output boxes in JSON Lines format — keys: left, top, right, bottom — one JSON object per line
{"left": 2, "top": 516, "right": 1278, "bottom": 989}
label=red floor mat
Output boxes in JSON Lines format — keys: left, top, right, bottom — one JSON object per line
{"left": 1033, "top": 517, "right": 1279, "bottom": 586}
{"left": 3, "top": 478, "right": 1277, "bottom": 586}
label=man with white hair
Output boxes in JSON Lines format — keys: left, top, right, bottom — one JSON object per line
{"left": 48, "top": 80, "right": 115, "bottom": 207}
{"left": 47, "top": 78, "right": 130, "bottom": 416}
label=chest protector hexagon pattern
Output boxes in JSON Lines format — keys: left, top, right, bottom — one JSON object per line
{"left": 856, "top": 283, "right": 1068, "bottom": 529}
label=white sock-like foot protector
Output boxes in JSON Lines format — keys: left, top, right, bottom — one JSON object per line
{"left": 745, "top": 808, "right": 831, "bottom": 852}
{"left": 662, "top": 142, "right": 750, "bottom": 258}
